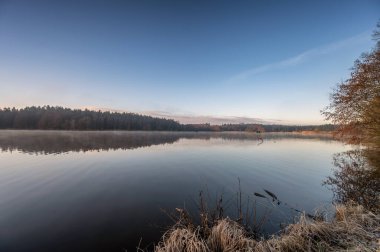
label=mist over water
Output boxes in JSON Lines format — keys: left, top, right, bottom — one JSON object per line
{"left": 0, "top": 131, "right": 350, "bottom": 251}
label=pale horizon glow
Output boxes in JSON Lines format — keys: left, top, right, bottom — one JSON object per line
{"left": 0, "top": 0, "right": 379, "bottom": 124}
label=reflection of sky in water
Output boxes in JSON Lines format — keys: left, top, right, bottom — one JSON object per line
{"left": 0, "top": 131, "right": 351, "bottom": 252}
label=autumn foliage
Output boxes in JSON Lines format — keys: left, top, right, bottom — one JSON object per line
{"left": 322, "top": 23, "right": 380, "bottom": 149}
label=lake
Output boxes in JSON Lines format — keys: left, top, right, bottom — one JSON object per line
{"left": 0, "top": 130, "right": 350, "bottom": 251}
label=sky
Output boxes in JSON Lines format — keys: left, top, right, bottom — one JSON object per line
{"left": 0, "top": 0, "right": 379, "bottom": 125}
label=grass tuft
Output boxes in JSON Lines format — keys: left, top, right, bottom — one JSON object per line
{"left": 154, "top": 202, "right": 380, "bottom": 252}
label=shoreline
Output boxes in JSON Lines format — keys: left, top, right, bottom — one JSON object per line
{"left": 0, "top": 129, "right": 334, "bottom": 134}
{"left": 155, "top": 203, "right": 379, "bottom": 251}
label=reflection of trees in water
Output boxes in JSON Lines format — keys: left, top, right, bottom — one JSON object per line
{"left": 0, "top": 131, "right": 332, "bottom": 154}
{"left": 0, "top": 131, "right": 181, "bottom": 154}
{"left": 324, "top": 150, "right": 380, "bottom": 213}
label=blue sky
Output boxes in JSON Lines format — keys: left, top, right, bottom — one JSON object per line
{"left": 0, "top": 0, "right": 379, "bottom": 124}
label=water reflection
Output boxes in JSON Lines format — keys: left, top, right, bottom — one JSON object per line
{"left": 324, "top": 149, "right": 380, "bottom": 213}
{"left": 0, "top": 130, "right": 343, "bottom": 252}
{"left": 0, "top": 130, "right": 333, "bottom": 154}
{"left": 0, "top": 130, "right": 180, "bottom": 154}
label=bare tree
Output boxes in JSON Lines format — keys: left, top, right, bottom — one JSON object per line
{"left": 322, "top": 22, "right": 380, "bottom": 149}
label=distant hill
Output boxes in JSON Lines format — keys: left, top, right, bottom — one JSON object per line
{"left": 0, "top": 106, "right": 334, "bottom": 132}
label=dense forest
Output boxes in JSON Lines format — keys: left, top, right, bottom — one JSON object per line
{"left": 0, "top": 106, "right": 182, "bottom": 131}
{"left": 0, "top": 106, "right": 334, "bottom": 132}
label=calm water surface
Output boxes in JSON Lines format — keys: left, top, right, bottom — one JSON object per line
{"left": 0, "top": 131, "right": 350, "bottom": 251}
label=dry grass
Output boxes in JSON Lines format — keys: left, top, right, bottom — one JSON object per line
{"left": 154, "top": 203, "right": 380, "bottom": 252}
{"left": 155, "top": 228, "right": 208, "bottom": 252}
{"left": 207, "top": 218, "right": 256, "bottom": 251}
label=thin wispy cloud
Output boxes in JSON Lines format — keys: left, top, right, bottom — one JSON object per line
{"left": 229, "top": 31, "right": 371, "bottom": 81}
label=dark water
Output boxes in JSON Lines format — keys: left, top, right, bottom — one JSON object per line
{"left": 0, "top": 131, "right": 350, "bottom": 251}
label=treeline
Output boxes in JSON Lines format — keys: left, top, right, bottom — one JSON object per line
{"left": 183, "top": 123, "right": 335, "bottom": 132}
{"left": 0, "top": 106, "right": 334, "bottom": 132}
{"left": 0, "top": 106, "right": 182, "bottom": 131}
